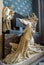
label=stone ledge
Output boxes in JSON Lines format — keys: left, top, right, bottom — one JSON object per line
{"left": 3, "top": 51, "right": 44, "bottom": 65}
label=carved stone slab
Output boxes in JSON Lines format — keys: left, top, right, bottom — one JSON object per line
{"left": 3, "top": 51, "right": 44, "bottom": 65}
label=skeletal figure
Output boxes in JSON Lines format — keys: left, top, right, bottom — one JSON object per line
{"left": 3, "top": 6, "right": 14, "bottom": 32}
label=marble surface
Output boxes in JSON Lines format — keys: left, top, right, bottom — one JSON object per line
{"left": 31, "top": 56, "right": 44, "bottom": 65}
{"left": 2, "top": 51, "right": 44, "bottom": 65}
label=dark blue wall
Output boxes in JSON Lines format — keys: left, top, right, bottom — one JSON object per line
{"left": 3, "top": 0, "right": 33, "bottom": 16}
{"left": 3, "top": 0, "right": 39, "bottom": 32}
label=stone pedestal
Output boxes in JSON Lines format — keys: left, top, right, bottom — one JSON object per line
{"left": 3, "top": 51, "right": 44, "bottom": 65}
